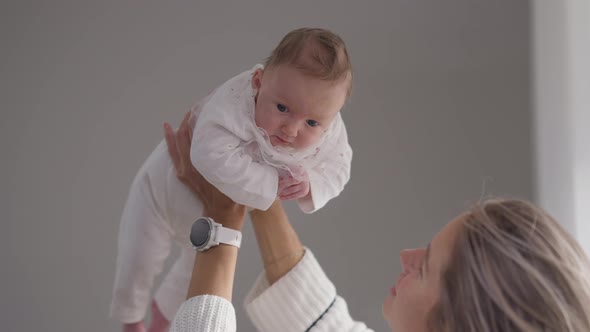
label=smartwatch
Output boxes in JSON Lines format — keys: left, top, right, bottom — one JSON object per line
{"left": 189, "top": 217, "right": 242, "bottom": 252}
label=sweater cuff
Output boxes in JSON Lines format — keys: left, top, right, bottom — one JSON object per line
{"left": 297, "top": 173, "right": 321, "bottom": 214}
{"left": 170, "top": 295, "right": 236, "bottom": 332}
{"left": 244, "top": 249, "right": 336, "bottom": 332}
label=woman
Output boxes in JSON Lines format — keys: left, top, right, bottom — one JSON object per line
{"left": 164, "top": 113, "right": 590, "bottom": 332}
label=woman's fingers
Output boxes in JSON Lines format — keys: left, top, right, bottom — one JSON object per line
{"left": 163, "top": 122, "right": 181, "bottom": 172}
{"left": 174, "top": 113, "right": 222, "bottom": 200}
{"left": 163, "top": 111, "right": 243, "bottom": 215}
{"left": 173, "top": 112, "right": 201, "bottom": 187}
{"left": 164, "top": 113, "right": 204, "bottom": 201}
{"left": 176, "top": 113, "right": 192, "bottom": 173}
{"left": 177, "top": 112, "right": 192, "bottom": 153}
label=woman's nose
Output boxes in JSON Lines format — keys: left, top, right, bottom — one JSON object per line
{"left": 400, "top": 248, "right": 426, "bottom": 272}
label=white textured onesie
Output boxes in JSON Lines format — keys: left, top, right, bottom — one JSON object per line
{"left": 110, "top": 65, "right": 353, "bottom": 323}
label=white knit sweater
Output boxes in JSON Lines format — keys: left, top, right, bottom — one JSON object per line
{"left": 169, "top": 249, "right": 373, "bottom": 332}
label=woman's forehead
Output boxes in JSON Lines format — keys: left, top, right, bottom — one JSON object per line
{"left": 429, "top": 216, "right": 465, "bottom": 274}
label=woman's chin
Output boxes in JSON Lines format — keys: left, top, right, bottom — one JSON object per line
{"left": 382, "top": 293, "right": 394, "bottom": 323}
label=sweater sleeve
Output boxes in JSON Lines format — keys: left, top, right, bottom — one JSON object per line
{"left": 169, "top": 295, "right": 236, "bottom": 332}
{"left": 244, "top": 249, "right": 373, "bottom": 332}
{"left": 297, "top": 114, "right": 353, "bottom": 214}
{"left": 189, "top": 66, "right": 279, "bottom": 211}
{"left": 190, "top": 119, "right": 279, "bottom": 211}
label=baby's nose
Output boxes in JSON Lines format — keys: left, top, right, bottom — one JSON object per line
{"left": 282, "top": 123, "right": 298, "bottom": 137}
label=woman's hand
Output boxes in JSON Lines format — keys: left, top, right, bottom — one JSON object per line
{"left": 163, "top": 112, "right": 244, "bottom": 302}
{"left": 163, "top": 112, "right": 246, "bottom": 229}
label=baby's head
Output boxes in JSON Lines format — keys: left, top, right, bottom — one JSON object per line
{"left": 252, "top": 28, "right": 352, "bottom": 151}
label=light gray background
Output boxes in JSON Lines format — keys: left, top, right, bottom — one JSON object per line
{"left": 2, "top": 1, "right": 532, "bottom": 331}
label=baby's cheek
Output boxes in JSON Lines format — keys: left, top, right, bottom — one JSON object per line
{"left": 254, "top": 105, "right": 276, "bottom": 133}
{"left": 296, "top": 133, "right": 320, "bottom": 150}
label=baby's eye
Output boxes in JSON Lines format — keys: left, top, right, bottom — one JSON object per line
{"left": 276, "top": 104, "right": 288, "bottom": 113}
{"left": 307, "top": 120, "right": 319, "bottom": 127}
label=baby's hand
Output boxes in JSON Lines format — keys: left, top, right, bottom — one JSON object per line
{"left": 278, "top": 174, "right": 310, "bottom": 201}
{"left": 288, "top": 165, "right": 307, "bottom": 182}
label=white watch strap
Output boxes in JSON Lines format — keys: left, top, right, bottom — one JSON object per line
{"left": 215, "top": 225, "right": 242, "bottom": 249}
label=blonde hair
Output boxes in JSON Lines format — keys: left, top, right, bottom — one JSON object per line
{"left": 264, "top": 28, "right": 352, "bottom": 96}
{"left": 429, "top": 198, "right": 590, "bottom": 332}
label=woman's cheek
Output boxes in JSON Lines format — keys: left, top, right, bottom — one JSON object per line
{"left": 382, "top": 293, "right": 395, "bottom": 328}
{"left": 397, "top": 272, "right": 417, "bottom": 292}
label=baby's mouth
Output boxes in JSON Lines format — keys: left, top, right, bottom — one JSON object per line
{"left": 277, "top": 136, "right": 289, "bottom": 143}
{"left": 273, "top": 135, "right": 291, "bottom": 145}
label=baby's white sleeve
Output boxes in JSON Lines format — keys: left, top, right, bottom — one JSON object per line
{"left": 297, "top": 116, "right": 352, "bottom": 213}
{"left": 190, "top": 112, "right": 279, "bottom": 211}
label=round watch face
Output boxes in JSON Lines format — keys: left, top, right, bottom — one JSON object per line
{"left": 190, "top": 218, "right": 211, "bottom": 248}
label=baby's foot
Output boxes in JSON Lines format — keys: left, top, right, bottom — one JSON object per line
{"left": 123, "top": 321, "right": 146, "bottom": 332}
{"left": 147, "top": 300, "right": 170, "bottom": 332}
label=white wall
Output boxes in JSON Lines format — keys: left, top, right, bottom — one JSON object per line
{"left": 533, "top": 0, "right": 590, "bottom": 252}
{"left": 570, "top": 0, "right": 590, "bottom": 254}
{"left": 2, "top": 1, "right": 532, "bottom": 331}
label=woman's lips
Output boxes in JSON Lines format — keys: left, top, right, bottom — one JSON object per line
{"left": 391, "top": 271, "right": 409, "bottom": 298}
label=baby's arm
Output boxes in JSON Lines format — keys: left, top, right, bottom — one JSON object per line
{"left": 190, "top": 113, "right": 279, "bottom": 211}
{"left": 297, "top": 115, "right": 352, "bottom": 213}
{"left": 278, "top": 166, "right": 310, "bottom": 201}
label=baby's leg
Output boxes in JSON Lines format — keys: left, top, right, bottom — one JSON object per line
{"left": 141, "top": 139, "right": 204, "bottom": 330}
{"left": 123, "top": 321, "right": 146, "bottom": 332}
{"left": 151, "top": 247, "right": 196, "bottom": 329}
{"left": 111, "top": 145, "right": 174, "bottom": 326}
{"left": 147, "top": 300, "right": 169, "bottom": 332}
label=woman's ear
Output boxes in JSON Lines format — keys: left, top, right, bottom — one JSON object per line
{"left": 252, "top": 68, "right": 264, "bottom": 90}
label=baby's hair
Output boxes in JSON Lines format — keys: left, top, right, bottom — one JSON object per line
{"left": 264, "top": 28, "right": 352, "bottom": 97}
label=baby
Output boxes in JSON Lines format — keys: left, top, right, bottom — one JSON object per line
{"left": 111, "top": 28, "right": 353, "bottom": 332}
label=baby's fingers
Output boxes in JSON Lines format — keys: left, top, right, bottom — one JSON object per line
{"left": 278, "top": 177, "right": 298, "bottom": 191}
{"left": 280, "top": 191, "right": 303, "bottom": 201}
{"left": 279, "top": 183, "right": 302, "bottom": 198}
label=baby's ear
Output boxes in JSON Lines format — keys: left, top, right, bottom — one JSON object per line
{"left": 252, "top": 68, "right": 264, "bottom": 90}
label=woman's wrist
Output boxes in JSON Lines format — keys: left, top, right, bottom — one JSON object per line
{"left": 187, "top": 244, "right": 239, "bottom": 301}
{"left": 250, "top": 200, "right": 305, "bottom": 284}
{"left": 205, "top": 206, "right": 246, "bottom": 231}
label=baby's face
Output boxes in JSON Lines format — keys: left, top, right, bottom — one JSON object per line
{"left": 252, "top": 64, "right": 349, "bottom": 151}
